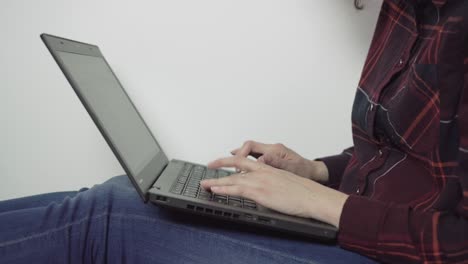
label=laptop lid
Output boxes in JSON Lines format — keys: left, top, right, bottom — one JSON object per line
{"left": 41, "top": 34, "right": 168, "bottom": 202}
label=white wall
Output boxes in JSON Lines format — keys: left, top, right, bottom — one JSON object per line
{"left": 1, "top": 0, "right": 382, "bottom": 200}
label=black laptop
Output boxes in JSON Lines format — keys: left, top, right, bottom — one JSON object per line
{"left": 41, "top": 33, "right": 337, "bottom": 241}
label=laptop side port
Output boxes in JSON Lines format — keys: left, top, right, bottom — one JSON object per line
{"left": 184, "top": 205, "right": 238, "bottom": 220}
{"left": 244, "top": 214, "right": 253, "bottom": 220}
{"left": 257, "top": 216, "right": 271, "bottom": 224}
{"left": 223, "top": 212, "right": 232, "bottom": 217}
{"left": 155, "top": 196, "right": 168, "bottom": 202}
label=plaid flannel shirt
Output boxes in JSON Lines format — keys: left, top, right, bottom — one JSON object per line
{"left": 318, "top": 0, "right": 468, "bottom": 262}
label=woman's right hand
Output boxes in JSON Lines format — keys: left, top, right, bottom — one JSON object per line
{"left": 230, "top": 140, "right": 329, "bottom": 183}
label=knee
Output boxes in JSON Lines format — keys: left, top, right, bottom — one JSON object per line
{"left": 87, "top": 177, "right": 143, "bottom": 211}
{"left": 74, "top": 174, "right": 156, "bottom": 218}
{"left": 103, "top": 175, "right": 131, "bottom": 186}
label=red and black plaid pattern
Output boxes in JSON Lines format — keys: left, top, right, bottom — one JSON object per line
{"left": 319, "top": 0, "right": 468, "bottom": 263}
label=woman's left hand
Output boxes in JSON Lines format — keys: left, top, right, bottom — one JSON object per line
{"left": 200, "top": 156, "right": 349, "bottom": 228}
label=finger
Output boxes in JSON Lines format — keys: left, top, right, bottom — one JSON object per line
{"left": 236, "top": 141, "right": 270, "bottom": 159}
{"left": 230, "top": 148, "right": 240, "bottom": 155}
{"left": 207, "top": 156, "right": 265, "bottom": 172}
{"left": 200, "top": 173, "right": 246, "bottom": 189}
{"left": 210, "top": 185, "right": 255, "bottom": 200}
{"left": 231, "top": 148, "right": 251, "bottom": 173}
{"left": 230, "top": 148, "right": 242, "bottom": 172}
{"left": 230, "top": 149, "right": 242, "bottom": 172}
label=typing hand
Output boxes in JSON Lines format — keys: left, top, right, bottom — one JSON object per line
{"left": 200, "top": 156, "right": 348, "bottom": 227}
{"left": 231, "top": 140, "right": 328, "bottom": 183}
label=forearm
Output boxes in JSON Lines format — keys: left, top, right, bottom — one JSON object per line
{"left": 301, "top": 178, "right": 349, "bottom": 228}
{"left": 307, "top": 160, "right": 329, "bottom": 184}
{"left": 314, "top": 147, "right": 354, "bottom": 188}
{"left": 312, "top": 187, "right": 348, "bottom": 228}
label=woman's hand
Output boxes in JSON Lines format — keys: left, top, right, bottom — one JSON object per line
{"left": 200, "top": 156, "right": 348, "bottom": 228}
{"left": 231, "top": 140, "right": 329, "bottom": 183}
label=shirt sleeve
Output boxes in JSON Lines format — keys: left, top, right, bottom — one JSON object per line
{"left": 337, "top": 65, "right": 468, "bottom": 263}
{"left": 315, "top": 147, "right": 354, "bottom": 189}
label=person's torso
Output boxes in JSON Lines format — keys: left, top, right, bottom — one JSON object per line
{"left": 342, "top": 0, "right": 468, "bottom": 212}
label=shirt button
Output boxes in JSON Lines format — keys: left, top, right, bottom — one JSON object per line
{"left": 370, "top": 104, "right": 374, "bottom": 111}
{"left": 378, "top": 149, "right": 383, "bottom": 156}
{"left": 356, "top": 187, "right": 361, "bottom": 194}
{"left": 398, "top": 59, "right": 404, "bottom": 66}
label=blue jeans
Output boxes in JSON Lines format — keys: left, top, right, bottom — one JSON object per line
{"left": 0, "top": 176, "right": 377, "bottom": 264}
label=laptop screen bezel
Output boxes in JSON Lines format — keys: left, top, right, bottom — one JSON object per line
{"left": 41, "top": 33, "right": 169, "bottom": 202}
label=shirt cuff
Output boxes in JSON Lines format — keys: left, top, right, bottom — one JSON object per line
{"left": 315, "top": 153, "right": 351, "bottom": 188}
{"left": 338, "top": 193, "right": 416, "bottom": 263}
{"left": 338, "top": 195, "right": 388, "bottom": 255}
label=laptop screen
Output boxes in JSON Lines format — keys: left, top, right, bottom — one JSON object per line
{"left": 42, "top": 34, "right": 168, "bottom": 201}
{"left": 57, "top": 52, "right": 159, "bottom": 175}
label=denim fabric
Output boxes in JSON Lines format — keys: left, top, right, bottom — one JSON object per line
{"left": 0, "top": 176, "right": 378, "bottom": 264}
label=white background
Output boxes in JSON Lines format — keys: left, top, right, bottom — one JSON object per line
{"left": 1, "top": 0, "right": 382, "bottom": 200}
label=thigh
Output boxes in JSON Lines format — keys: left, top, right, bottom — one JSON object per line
{"left": 111, "top": 208, "right": 378, "bottom": 264}
{"left": 100, "top": 176, "right": 377, "bottom": 264}
{"left": 0, "top": 190, "right": 88, "bottom": 214}
{"left": 0, "top": 176, "right": 377, "bottom": 264}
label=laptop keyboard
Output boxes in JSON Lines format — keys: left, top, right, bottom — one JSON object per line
{"left": 170, "top": 163, "right": 258, "bottom": 210}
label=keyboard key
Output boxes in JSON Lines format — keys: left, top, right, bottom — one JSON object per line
{"left": 188, "top": 178, "right": 200, "bottom": 183}
{"left": 229, "top": 196, "right": 242, "bottom": 202}
{"left": 183, "top": 192, "right": 197, "bottom": 198}
{"left": 185, "top": 187, "right": 198, "bottom": 193}
{"left": 217, "top": 171, "right": 229, "bottom": 178}
{"left": 214, "top": 195, "right": 227, "bottom": 204}
{"left": 228, "top": 199, "right": 242, "bottom": 207}
{"left": 191, "top": 172, "right": 203, "bottom": 177}
{"left": 174, "top": 184, "right": 184, "bottom": 190}
{"left": 187, "top": 181, "right": 198, "bottom": 187}
{"left": 199, "top": 190, "right": 210, "bottom": 196}
{"left": 177, "top": 176, "right": 188, "bottom": 184}
{"left": 244, "top": 201, "right": 257, "bottom": 210}
{"left": 181, "top": 165, "right": 193, "bottom": 177}
{"left": 198, "top": 193, "right": 212, "bottom": 200}
{"left": 204, "top": 170, "right": 216, "bottom": 179}
{"left": 199, "top": 187, "right": 210, "bottom": 193}
{"left": 184, "top": 188, "right": 197, "bottom": 194}
{"left": 184, "top": 187, "right": 197, "bottom": 193}
{"left": 244, "top": 199, "right": 256, "bottom": 204}
{"left": 194, "top": 165, "right": 204, "bottom": 171}
{"left": 170, "top": 188, "right": 183, "bottom": 194}
{"left": 192, "top": 167, "right": 204, "bottom": 176}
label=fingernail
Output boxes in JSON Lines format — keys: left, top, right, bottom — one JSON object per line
{"left": 211, "top": 186, "right": 220, "bottom": 192}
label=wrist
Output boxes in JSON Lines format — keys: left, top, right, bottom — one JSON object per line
{"left": 308, "top": 160, "right": 329, "bottom": 184}
{"left": 308, "top": 186, "right": 349, "bottom": 228}
{"left": 305, "top": 182, "right": 349, "bottom": 228}
{"left": 325, "top": 191, "right": 349, "bottom": 228}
